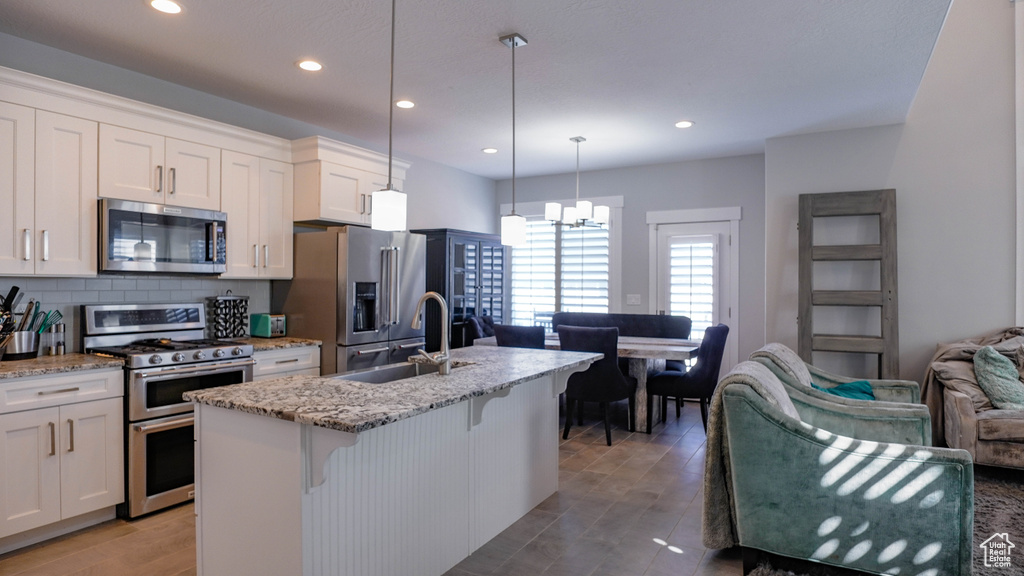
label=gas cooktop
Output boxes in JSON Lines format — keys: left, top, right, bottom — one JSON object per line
{"left": 89, "top": 338, "right": 253, "bottom": 369}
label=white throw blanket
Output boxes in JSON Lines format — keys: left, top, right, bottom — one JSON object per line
{"left": 702, "top": 361, "right": 800, "bottom": 549}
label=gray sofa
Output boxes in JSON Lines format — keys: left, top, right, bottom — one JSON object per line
{"left": 923, "top": 328, "right": 1024, "bottom": 469}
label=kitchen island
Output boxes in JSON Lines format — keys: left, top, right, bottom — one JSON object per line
{"left": 184, "top": 345, "right": 599, "bottom": 576}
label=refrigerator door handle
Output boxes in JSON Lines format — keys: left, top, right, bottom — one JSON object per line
{"left": 379, "top": 247, "right": 390, "bottom": 330}
{"left": 390, "top": 246, "right": 401, "bottom": 326}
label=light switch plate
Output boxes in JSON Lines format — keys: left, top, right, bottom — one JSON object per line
{"left": 626, "top": 294, "right": 641, "bottom": 306}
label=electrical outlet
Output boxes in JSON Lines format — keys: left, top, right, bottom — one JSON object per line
{"left": 626, "top": 294, "right": 641, "bottom": 306}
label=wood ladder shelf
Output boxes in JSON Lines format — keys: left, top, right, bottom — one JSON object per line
{"left": 798, "top": 189, "right": 899, "bottom": 378}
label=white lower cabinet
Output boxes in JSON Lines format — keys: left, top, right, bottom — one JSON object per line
{"left": 252, "top": 346, "right": 321, "bottom": 380}
{"left": 0, "top": 370, "right": 123, "bottom": 541}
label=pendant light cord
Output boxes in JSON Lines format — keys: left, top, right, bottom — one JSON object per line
{"left": 386, "top": 0, "right": 396, "bottom": 190}
{"left": 511, "top": 39, "right": 517, "bottom": 215}
{"left": 575, "top": 138, "right": 580, "bottom": 205}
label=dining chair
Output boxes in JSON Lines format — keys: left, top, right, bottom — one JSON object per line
{"left": 557, "top": 325, "right": 637, "bottom": 445}
{"left": 646, "top": 323, "right": 729, "bottom": 433}
{"left": 493, "top": 324, "right": 546, "bottom": 349}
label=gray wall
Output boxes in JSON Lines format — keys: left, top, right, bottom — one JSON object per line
{"left": 0, "top": 32, "right": 498, "bottom": 233}
{"left": 496, "top": 153, "right": 766, "bottom": 362}
{"left": 764, "top": 0, "right": 1016, "bottom": 381}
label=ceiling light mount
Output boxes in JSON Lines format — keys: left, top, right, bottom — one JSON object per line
{"left": 499, "top": 33, "right": 528, "bottom": 49}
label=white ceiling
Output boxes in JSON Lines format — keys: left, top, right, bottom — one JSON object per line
{"left": 0, "top": 0, "right": 951, "bottom": 180}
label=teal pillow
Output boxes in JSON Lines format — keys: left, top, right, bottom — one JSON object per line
{"left": 811, "top": 380, "right": 875, "bottom": 400}
{"left": 973, "top": 346, "right": 1024, "bottom": 410}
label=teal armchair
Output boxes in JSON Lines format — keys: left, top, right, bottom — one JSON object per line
{"left": 750, "top": 343, "right": 931, "bottom": 445}
{"left": 705, "top": 362, "right": 974, "bottom": 576}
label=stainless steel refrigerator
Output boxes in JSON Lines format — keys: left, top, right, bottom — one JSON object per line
{"left": 274, "top": 226, "right": 427, "bottom": 375}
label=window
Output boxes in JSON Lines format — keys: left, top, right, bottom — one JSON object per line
{"left": 510, "top": 219, "right": 609, "bottom": 328}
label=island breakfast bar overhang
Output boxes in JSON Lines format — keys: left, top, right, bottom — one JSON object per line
{"left": 186, "top": 345, "right": 600, "bottom": 576}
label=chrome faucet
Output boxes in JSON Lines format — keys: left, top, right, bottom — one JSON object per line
{"left": 411, "top": 291, "right": 451, "bottom": 375}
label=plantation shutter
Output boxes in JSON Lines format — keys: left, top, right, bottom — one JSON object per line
{"left": 668, "top": 235, "right": 716, "bottom": 338}
{"left": 559, "top": 225, "right": 609, "bottom": 313}
{"left": 510, "top": 220, "right": 557, "bottom": 327}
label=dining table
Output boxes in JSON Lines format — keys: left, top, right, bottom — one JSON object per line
{"left": 474, "top": 334, "right": 699, "bottom": 433}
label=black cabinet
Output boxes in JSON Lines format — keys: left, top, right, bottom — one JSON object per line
{"left": 412, "top": 229, "right": 506, "bottom": 352}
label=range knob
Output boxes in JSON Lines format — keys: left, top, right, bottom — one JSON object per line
{"left": 193, "top": 351, "right": 206, "bottom": 361}
{"left": 149, "top": 354, "right": 163, "bottom": 365}
{"left": 232, "top": 347, "right": 243, "bottom": 356}
{"left": 213, "top": 348, "right": 226, "bottom": 358}
{"left": 172, "top": 353, "right": 186, "bottom": 363}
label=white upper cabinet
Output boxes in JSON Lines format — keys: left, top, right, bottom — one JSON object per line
{"left": 99, "top": 124, "right": 221, "bottom": 211}
{"left": 291, "top": 136, "right": 408, "bottom": 226}
{"left": 35, "top": 111, "right": 98, "bottom": 276}
{"left": 221, "top": 151, "right": 293, "bottom": 279}
{"left": 259, "top": 158, "right": 294, "bottom": 279}
{"left": 0, "top": 106, "right": 97, "bottom": 277}
{"left": 0, "top": 101, "right": 35, "bottom": 276}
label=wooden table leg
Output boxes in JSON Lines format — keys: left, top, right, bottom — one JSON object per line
{"left": 630, "top": 357, "right": 665, "bottom": 433}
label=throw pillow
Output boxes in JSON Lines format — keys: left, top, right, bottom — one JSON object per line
{"left": 811, "top": 380, "right": 876, "bottom": 401}
{"left": 973, "top": 346, "right": 1024, "bottom": 410}
{"left": 930, "top": 359, "right": 994, "bottom": 412}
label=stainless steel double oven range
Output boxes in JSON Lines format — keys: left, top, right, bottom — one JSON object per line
{"left": 82, "top": 303, "right": 254, "bottom": 518}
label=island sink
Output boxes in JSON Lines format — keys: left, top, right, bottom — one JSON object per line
{"left": 333, "top": 360, "right": 441, "bottom": 383}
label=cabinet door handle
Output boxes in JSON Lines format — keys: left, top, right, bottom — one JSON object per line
{"left": 169, "top": 167, "right": 176, "bottom": 194}
{"left": 263, "top": 245, "right": 269, "bottom": 268}
{"left": 48, "top": 422, "right": 56, "bottom": 456}
{"left": 156, "top": 165, "right": 163, "bottom": 193}
{"left": 23, "top": 229, "right": 31, "bottom": 261}
{"left": 67, "top": 419, "right": 74, "bottom": 452}
{"left": 275, "top": 358, "right": 300, "bottom": 364}
{"left": 253, "top": 244, "right": 259, "bottom": 268}
{"left": 41, "top": 230, "right": 49, "bottom": 261}
{"left": 360, "top": 194, "right": 366, "bottom": 214}
{"left": 367, "top": 194, "right": 372, "bottom": 215}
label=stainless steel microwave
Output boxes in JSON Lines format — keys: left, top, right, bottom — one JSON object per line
{"left": 100, "top": 198, "right": 227, "bottom": 274}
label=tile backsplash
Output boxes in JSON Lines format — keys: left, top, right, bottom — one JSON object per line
{"left": 1, "top": 275, "right": 271, "bottom": 354}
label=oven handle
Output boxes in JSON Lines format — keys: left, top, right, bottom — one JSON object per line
{"left": 137, "top": 358, "right": 256, "bottom": 380}
{"left": 133, "top": 415, "right": 195, "bottom": 434}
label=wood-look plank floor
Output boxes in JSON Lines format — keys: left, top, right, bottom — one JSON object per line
{"left": 0, "top": 401, "right": 734, "bottom": 576}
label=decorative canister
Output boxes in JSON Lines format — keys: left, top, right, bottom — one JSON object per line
{"left": 206, "top": 291, "right": 250, "bottom": 339}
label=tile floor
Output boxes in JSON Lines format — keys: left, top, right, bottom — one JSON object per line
{"left": 0, "top": 400, "right": 737, "bottom": 576}
{"left": 443, "top": 401, "right": 741, "bottom": 576}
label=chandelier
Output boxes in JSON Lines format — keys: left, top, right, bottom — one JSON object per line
{"left": 545, "top": 136, "right": 609, "bottom": 228}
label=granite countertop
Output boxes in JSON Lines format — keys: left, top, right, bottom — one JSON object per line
{"left": 185, "top": 345, "right": 599, "bottom": 434}
{"left": 0, "top": 353, "right": 124, "bottom": 380}
{"left": 232, "top": 337, "right": 323, "bottom": 351}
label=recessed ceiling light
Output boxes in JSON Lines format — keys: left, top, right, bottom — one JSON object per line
{"left": 482, "top": 148, "right": 498, "bottom": 154}
{"left": 395, "top": 100, "right": 414, "bottom": 109}
{"left": 297, "top": 60, "right": 323, "bottom": 72}
{"left": 675, "top": 120, "right": 695, "bottom": 129}
{"left": 150, "top": 0, "right": 182, "bottom": 14}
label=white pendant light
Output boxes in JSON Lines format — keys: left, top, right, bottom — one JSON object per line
{"left": 500, "top": 33, "right": 527, "bottom": 247}
{"left": 371, "top": 0, "right": 407, "bottom": 232}
{"left": 544, "top": 202, "right": 562, "bottom": 221}
{"left": 593, "top": 204, "right": 610, "bottom": 225}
